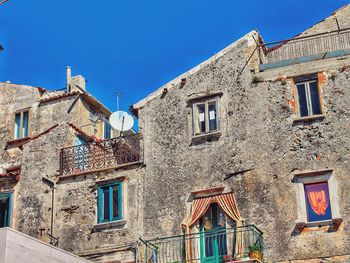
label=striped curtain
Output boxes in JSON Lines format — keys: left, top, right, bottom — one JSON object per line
{"left": 185, "top": 197, "right": 212, "bottom": 261}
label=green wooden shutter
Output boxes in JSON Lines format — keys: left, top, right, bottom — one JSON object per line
{"left": 97, "top": 187, "right": 102, "bottom": 223}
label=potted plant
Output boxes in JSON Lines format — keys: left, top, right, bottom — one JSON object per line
{"left": 248, "top": 242, "right": 263, "bottom": 261}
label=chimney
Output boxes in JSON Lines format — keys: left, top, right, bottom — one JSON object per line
{"left": 71, "top": 75, "right": 86, "bottom": 92}
{"left": 66, "top": 66, "right": 72, "bottom": 92}
{"left": 65, "top": 66, "right": 87, "bottom": 93}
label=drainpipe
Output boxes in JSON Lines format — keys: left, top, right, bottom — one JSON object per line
{"left": 42, "top": 176, "right": 56, "bottom": 243}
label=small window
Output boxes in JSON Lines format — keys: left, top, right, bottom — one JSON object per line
{"left": 98, "top": 183, "right": 122, "bottom": 223}
{"left": 0, "top": 193, "right": 12, "bottom": 228}
{"left": 295, "top": 77, "right": 322, "bottom": 117}
{"left": 304, "top": 182, "right": 332, "bottom": 222}
{"left": 14, "top": 111, "right": 29, "bottom": 139}
{"left": 193, "top": 100, "right": 218, "bottom": 135}
{"left": 104, "top": 121, "right": 112, "bottom": 139}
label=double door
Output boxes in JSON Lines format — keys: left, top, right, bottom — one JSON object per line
{"left": 200, "top": 203, "right": 228, "bottom": 262}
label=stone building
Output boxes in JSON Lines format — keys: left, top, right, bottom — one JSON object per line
{"left": 1, "top": 4, "right": 350, "bottom": 263}
{"left": 0, "top": 68, "right": 142, "bottom": 262}
{"left": 131, "top": 4, "right": 350, "bottom": 263}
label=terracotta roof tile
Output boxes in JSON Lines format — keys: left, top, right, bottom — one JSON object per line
{"left": 68, "top": 123, "right": 101, "bottom": 142}
{"left": 0, "top": 167, "right": 21, "bottom": 181}
{"left": 39, "top": 91, "right": 79, "bottom": 104}
{"left": 5, "top": 124, "right": 59, "bottom": 150}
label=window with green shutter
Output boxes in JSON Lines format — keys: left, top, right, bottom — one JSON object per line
{"left": 0, "top": 193, "right": 12, "bottom": 228}
{"left": 97, "top": 183, "right": 122, "bottom": 223}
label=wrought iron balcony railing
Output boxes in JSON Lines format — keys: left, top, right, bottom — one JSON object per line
{"left": 139, "top": 225, "right": 264, "bottom": 263}
{"left": 259, "top": 28, "right": 350, "bottom": 71}
{"left": 59, "top": 134, "right": 141, "bottom": 176}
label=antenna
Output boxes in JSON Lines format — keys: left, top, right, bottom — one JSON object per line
{"left": 115, "top": 91, "right": 124, "bottom": 111}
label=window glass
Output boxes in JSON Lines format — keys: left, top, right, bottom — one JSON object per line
{"left": 193, "top": 98, "right": 220, "bottom": 136}
{"left": 98, "top": 183, "right": 122, "bottom": 223}
{"left": 102, "top": 187, "right": 110, "bottom": 221}
{"left": 0, "top": 194, "right": 11, "bottom": 228}
{"left": 297, "top": 84, "right": 308, "bottom": 117}
{"left": 104, "top": 121, "right": 111, "bottom": 139}
{"left": 22, "top": 111, "right": 29, "bottom": 137}
{"left": 14, "top": 111, "right": 29, "bottom": 139}
{"left": 197, "top": 104, "right": 206, "bottom": 133}
{"left": 304, "top": 182, "right": 332, "bottom": 222}
{"left": 112, "top": 187, "right": 119, "bottom": 219}
{"left": 309, "top": 81, "right": 321, "bottom": 115}
{"left": 14, "top": 113, "right": 21, "bottom": 139}
{"left": 200, "top": 203, "right": 227, "bottom": 258}
{"left": 208, "top": 102, "right": 217, "bottom": 131}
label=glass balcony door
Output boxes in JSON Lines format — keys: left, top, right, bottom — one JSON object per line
{"left": 199, "top": 203, "right": 228, "bottom": 262}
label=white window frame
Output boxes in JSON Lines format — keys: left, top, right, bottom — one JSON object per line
{"left": 192, "top": 98, "right": 219, "bottom": 136}
{"left": 103, "top": 121, "right": 113, "bottom": 139}
{"left": 14, "top": 110, "right": 29, "bottom": 139}
{"left": 295, "top": 77, "right": 322, "bottom": 118}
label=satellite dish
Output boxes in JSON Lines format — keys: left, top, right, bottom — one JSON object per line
{"left": 109, "top": 111, "right": 134, "bottom": 132}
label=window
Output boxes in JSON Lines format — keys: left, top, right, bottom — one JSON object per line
{"left": 97, "top": 183, "right": 122, "bottom": 223}
{"left": 295, "top": 76, "right": 322, "bottom": 117}
{"left": 104, "top": 121, "right": 112, "bottom": 139}
{"left": 200, "top": 203, "right": 228, "bottom": 258}
{"left": 193, "top": 100, "right": 218, "bottom": 135}
{"left": 292, "top": 169, "right": 342, "bottom": 232}
{"left": 14, "top": 111, "right": 29, "bottom": 139}
{"left": 304, "top": 182, "right": 332, "bottom": 222}
{"left": 0, "top": 193, "right": 12, "bottom": 228}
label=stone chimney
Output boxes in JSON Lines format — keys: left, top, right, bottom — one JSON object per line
{"left": 71, "top": 75, "right": 86, "bottom": 92}
{"left": 66, "top": 66, "right": 86, "bottom": 93}
{"left": 66, "top": 66, "right": 72, "bottom": 92}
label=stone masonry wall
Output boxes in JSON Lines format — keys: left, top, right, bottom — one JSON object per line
{"left": 137, "top": 31, "right": 350, "bottom": 262}
{"left": 55, "top": 166, "right": 143, "bottom": 262}
{"left": 0, "top": 82, "right": 138, "bottom": 262}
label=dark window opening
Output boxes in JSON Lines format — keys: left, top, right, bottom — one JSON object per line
{"left": 0, "top": 194, "right": 11, "bottom": 228}
{"left": 295, "top": 77, "right": 322, "bottom": 117}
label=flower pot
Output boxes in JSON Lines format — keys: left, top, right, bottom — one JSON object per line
{"left": 249, "top": 251, "right": 263, "bottom": 261}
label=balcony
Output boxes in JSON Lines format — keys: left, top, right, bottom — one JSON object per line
{"left": 59, "top": 134, "right": 141, "bottom": 176}
{"left": 140, "top": 225, "right": 264, "bottom": 263}
{"left": 259, "top": 28, "right": 350, "bottom": 71}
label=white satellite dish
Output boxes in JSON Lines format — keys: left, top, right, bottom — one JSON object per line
{"left": 109, "top": 111, "right": 134, "bottom": 132}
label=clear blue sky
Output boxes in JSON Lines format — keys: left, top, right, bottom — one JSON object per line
{"left": 0, "top": 0, "right": 348, "bottom": 112}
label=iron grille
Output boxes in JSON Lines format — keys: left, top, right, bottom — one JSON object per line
{"left": 59, "top": 134, "right": 141, "bottom": 176}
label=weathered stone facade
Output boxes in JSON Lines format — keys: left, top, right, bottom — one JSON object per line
{"left": 1, "top": 4, "right": 350, "bottom": 263}
{"left": 132, "top": 4, "right": 350, "bottom": 263}
{"left": 0, "top": 71, "right": 142, "bottom": 262}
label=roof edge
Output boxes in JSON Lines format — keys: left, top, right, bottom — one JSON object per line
{"left": 132, "top": 30, "right": 258, "bottom": 113}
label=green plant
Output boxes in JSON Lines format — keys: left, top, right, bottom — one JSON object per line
{"left": 251, "top": 75, "right": 264, "bottom": 84}
{"left": 248, "top": 242, "right": 263, "bottom": 253}
{"left": 330, "top": 74, "right": 336, "bottom": 81}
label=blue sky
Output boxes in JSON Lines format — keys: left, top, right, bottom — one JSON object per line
{"left": 0, "top": 0, "right": 348, "bottom": 112}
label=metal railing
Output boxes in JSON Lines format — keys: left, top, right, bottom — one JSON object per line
{"left": 139, "top": 225, "right": 264, "bottom": 263}
{"left": 47, "top": 232, "right": 59, "bottom": 247}
{"left": 59, "top": 134, "right": 141, "bottom": 176}
{"left": 259, "top": 28, "right": 350, "bottom": 65}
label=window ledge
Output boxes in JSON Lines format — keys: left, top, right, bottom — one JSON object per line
{"left": 92, "top": 219, "right": 127, "bottom": 232}
{"left": 293, "top": 114, "right": 325, "bottom": 123}
{"left": 191, "top": 131, "right": 222, "bottom": 145}
{"left": 292, "top": 218, "right": 342, "bottom": 235}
